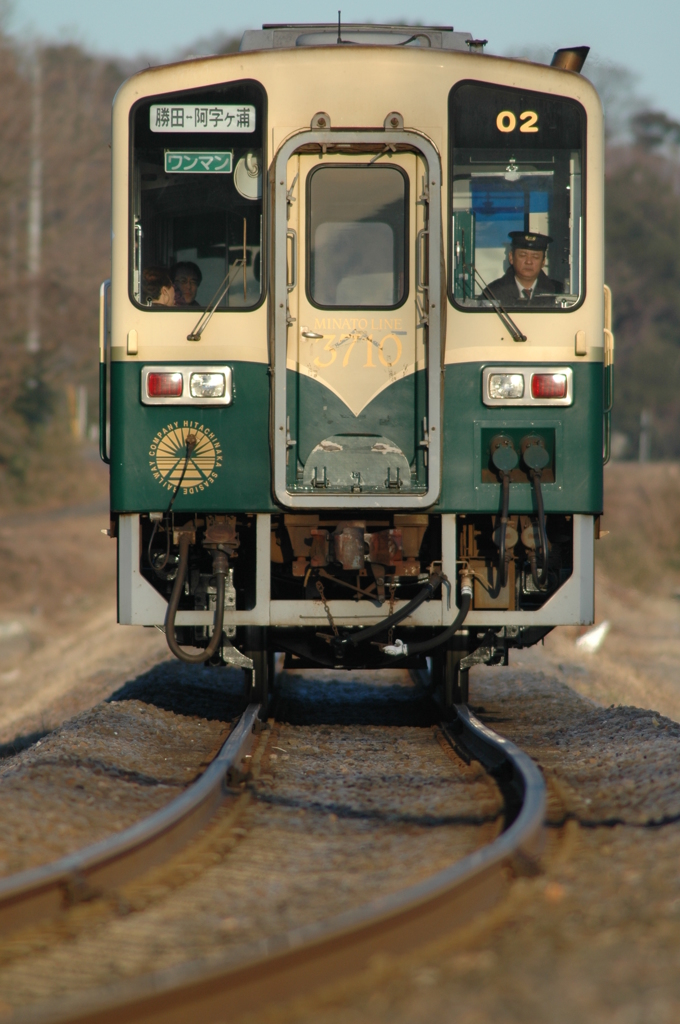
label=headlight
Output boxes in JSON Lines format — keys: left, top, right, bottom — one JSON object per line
{"left": 190, "top": 372, "right": 226, "bottom": 399}
{"left": 488, "top": 373, "right": 524, "bottom": 400}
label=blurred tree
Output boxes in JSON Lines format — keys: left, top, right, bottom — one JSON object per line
{"left": 0, "top": 34, "right": 126, "bottom": 500}
{"left": 630, "top": 110, "right": 680, "bottom": 150}
{"left": 606, "top": 147, "right": 680, "bottom": 457}
{"left": 13, "top": 373, "right": 54, "bottom": 427}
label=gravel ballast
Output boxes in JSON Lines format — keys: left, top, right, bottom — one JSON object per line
{"left": 0, "top": 670, "right": 502, "bottom": 1011}
{"left": 0, "top": 662, "right": 246, "bottom": 875}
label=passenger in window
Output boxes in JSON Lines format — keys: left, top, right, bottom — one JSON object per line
{"left": 171, "top": 262, "right": 202, "bottom": 307}
{"left": 484, "top": 232, "right": 563, "bottom": 306}
{"left": 142, "top": 267, "right": 175, "bottom": 306}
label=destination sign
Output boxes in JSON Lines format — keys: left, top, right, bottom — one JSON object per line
{"left": 150, "top": 104, "right": 255, "bottom": 133}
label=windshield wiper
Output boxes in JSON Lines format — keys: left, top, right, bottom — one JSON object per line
{"left": 187, "top": 261, "right": 245, "bottom": 342}
{"left": 188, "top": 216, "right": 250, "bottom": 341}
{"left": 472, "top": 267, "right": 527, "bottom": 343}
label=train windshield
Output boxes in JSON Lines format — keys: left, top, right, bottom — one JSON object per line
{"left": 450, "top": 82, "right": 585, "bottom": 311}
{"left": 131, "top": 81, "right": 264, "bottom": 311}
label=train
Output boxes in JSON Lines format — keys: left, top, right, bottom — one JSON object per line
{"left": 100, "top": 22, "right": 612, "bottom": 709}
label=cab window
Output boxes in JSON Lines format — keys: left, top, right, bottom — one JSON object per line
{"left": 131, "top": 80, "right": 265, "bottom": 310}
{"left": 307, "top": 165, "right": 408, "bottom": 309}
{"left": 449, "top": 81, "right": 585, "bottom": 311}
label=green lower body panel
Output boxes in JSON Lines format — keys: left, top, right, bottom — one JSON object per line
{"left": 108, "top": 359, "right": 603, "bottom": 515}
{"left": 289, "top": 369, "right": 427, "bottom": 465}
{"left": 110, "top": 360, "right": 276, "bottom": 513}
{"left": 440, "top": 361, "right": 604, "bottom": 514}
{"left": 286, "top": 369, "right": 428, "bottom": 494}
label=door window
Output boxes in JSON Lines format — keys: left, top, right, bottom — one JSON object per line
{"left": 307, "top": 165, "right": 408, "bottom": 309}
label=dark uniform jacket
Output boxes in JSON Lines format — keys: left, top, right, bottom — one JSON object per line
{"left": 482, "top": 267, "right": 564, "bottom": 307}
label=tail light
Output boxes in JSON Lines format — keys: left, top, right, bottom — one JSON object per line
{"left": 147, "top": 372, "right": 183, "bottom": 398}
{"left": 531, "top": 373, "right": 567, "bottom": 400}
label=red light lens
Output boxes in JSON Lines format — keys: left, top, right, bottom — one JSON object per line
{"left": 531, "top": 373, "right": 567, "bottom": 400}
{"left": 148, "top": 372, "right": 183, "bottom": 398}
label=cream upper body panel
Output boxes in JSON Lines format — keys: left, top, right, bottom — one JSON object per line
{"left": 110, "top": 47, "right": 604, "bottom": 366}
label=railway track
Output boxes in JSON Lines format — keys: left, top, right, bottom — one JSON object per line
{"left": 3, "top": 698, "right": 545, "bottom": 1024}
{"left": 0, "top": 704, "right": 262, "bottom": 938}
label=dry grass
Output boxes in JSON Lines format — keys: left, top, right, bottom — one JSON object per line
{"left": 0, "top": 431, "right": 107, "bottom": 515}
{"left": 598, "top": 462, "right": 680, "bottom": 594}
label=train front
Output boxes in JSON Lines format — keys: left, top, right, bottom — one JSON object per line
{"left": 102, "top": 26, "right": 608, "bottom": 706}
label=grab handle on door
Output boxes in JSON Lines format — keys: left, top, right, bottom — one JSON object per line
{"left": 286, "top": 229, "right": 297, "bottom": 292}
{"left": 416, "top": 228, "right": 429, "bottom": 290}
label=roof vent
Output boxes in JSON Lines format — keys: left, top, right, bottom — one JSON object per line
{"left": 240, "top": 24, "right": 473, "bottom": 52}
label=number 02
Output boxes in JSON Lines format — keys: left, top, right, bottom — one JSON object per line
{"left": 496, "top": 110, "right": 539, "bottom": 133}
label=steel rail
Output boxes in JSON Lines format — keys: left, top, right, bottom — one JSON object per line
{"left": 0, "top": 703, "right": 262, "bottom": 938}
{"left": 18, "top": 705, "right": 546, "bottom": 1024}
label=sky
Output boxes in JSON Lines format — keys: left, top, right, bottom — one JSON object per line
{"left": 6, "top": 0, "right": 680, "bottom": 120}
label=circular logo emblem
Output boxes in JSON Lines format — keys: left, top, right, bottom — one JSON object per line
{"left": 149, "top": 423, "right": 222, "bottom": 494}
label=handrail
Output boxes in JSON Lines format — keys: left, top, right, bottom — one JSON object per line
{"left": 603, "top": 285, "right": 614, "bottom": 464}
{"left": 98, "top": 279, "right": 111, "bottom": 464}
{"left": 286, "top": 229, "right": 297, "bottom": 291}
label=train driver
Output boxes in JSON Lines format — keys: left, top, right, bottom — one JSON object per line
{"left": 483, "top": 232, "right": 564, "bottom": 306}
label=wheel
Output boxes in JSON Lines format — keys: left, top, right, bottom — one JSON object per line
{"left": 242, "top": 627, "right": 273, "bottom": 712}
{"left": 244, "top": 649, "right": 273, "bottom": 706}
{"left": 431, "top": 649, "right": 468, "bottom": 709}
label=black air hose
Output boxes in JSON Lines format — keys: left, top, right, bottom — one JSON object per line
{"left": 498, "top": 472, "right": 509, "bottom": 587}
{"left": 530, "top": 471, "right": 550, "bottom": 588}
{"left": 165, "top": 533, "right": 227, "bottom": 664}
{"left": 148, "top": 435, "right": 196, "bottom": 577}
{"left": 490, "top": 437, "right": 518, "bottom": 590}
{"left": 338, "top": 573, "right": 444, "bottom": 651}
{"left": 522, "top": 439, "right": 551, "bottom": 591}
{"left": 383, "top": 586, "right": 472, "bottom": 658}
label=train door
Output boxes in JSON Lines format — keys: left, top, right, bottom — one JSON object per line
{"left": 272, "top": 130, "right": 442, "bottom": 510}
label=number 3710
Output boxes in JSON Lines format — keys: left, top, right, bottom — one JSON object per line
{"left": 496, "top": 110, "right": 538, "bottom": 133}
